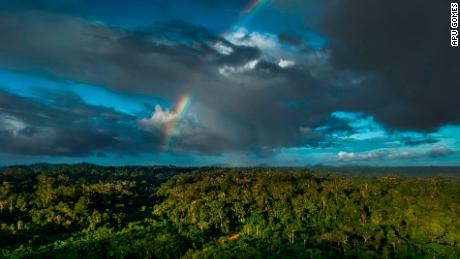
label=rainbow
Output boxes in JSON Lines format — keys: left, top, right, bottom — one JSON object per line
{"left": 162, "top": 1, "right": 270, "bottom": 151}
{"left": 241, "top": 0, "right": 270, "bottom": 15}
{"left": 234, "top": 0, "right": 270, "bottom": 30}
{"left": 216, "top": 0, "right": 271, "bottom": 45}
{"left": 163, "top": 95, "right": 192, "bottom": 150}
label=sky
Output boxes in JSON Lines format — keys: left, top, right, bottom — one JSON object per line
{"left": 0, "top": 0, "right": 459, "bottom": 166}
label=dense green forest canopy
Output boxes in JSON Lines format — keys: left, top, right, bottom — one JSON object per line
{"left": 1, "top": 164, "right": 460, "bottom": 258}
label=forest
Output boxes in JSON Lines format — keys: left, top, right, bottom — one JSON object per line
{"left": 1, "top": 164, "right": 460, "bottom": 258}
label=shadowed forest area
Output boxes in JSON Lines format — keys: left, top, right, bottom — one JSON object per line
{"left": 1, "top": 164, "right": 460, "bottom": 258}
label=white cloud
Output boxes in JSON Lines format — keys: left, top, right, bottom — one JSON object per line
{"left": 245, "top": 59, "right": 259, "bottom": 69}
{"left": 278, "top": 59, "right": 296, "bottom": 68}
{"left": 338, "top": 146, "right": 455, "bottom": 162}
{"left": 225, "top": 28, "right": 278, "bottom": 50}
{"left": 338, "top": 150, "right": 388, "bottom": 161}
{"left": 337, "top": 151, "right": 353, "bottom": 160}
{"left": 218, "top": 59, "right": 259, "bottom": 77}
{"left": 224, "top": 27, "right": 302, "bottom": 65}
{"left": 213, "top": 41, "right": 233, "bottom": 55}
{"left": 139, "top": 105, "right": 177, "bottom": 130}
{"left": 0, "top": 114, "right": 27, "bottom": 136}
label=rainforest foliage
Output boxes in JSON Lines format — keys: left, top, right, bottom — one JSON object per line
{"left": 1, "top": 164, "right": 460, "bottom": 258}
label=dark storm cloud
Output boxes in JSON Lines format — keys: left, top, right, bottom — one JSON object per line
{"left": 318, "top": 0, "right": 460, "bottom": 131}
{"left": 293, "top": 115, "right": 360, "bottom": 149}
{"left": 278, "top": 33, "right": 302, "bottom": 47}
{"left": 316, "top": 115, "right": 357, "bottom": 136}
{"left": 400, "top": 137, "right": 440, "bottom": 147}
{"left": 0, "top": 10, "right": 346, "bottom": 156}
{"left": 0, "top": 12, "right": 262, "bottom": 98}
{"left": 0, "top": 12, "right": 202, "bottom": 98}
{"left": 277, "top": 32, "right": 311, "bottom": 53}
{"left": 1, "top": 3, "right": 457, "bottom": 159}
{"left": 427, "top": 146, "right": 456, "bottom": 157}
{"left": 0, "top": 90, "right": 163, "bottom": 157}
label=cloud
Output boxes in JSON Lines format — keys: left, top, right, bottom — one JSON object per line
{"left": 400, "top": 136, "right": 439, "bottom": 146}
{"left": 0, "top": 90, "right": 162, "bottom": 157}
{"left": 318, "top": 0, "right": 460, "bottom": 131}
{"left": 0, "top": 7, "right": 458, "bottom": 160}
{"left": 226, "top": 28, "right": 279, "bottom": 50}
{"left": 224, "top": 27, "right": 311, "bottom": 67}
{"left": 337, "top": 147, "right": 456, "bottom": 162}
{"left": 278, "top": 59, "right": 296, "bottom": 68}
{"left": 425, "top": 147, "right": 456, "bottom": 158}
{"left": 0, "top": 12, "right": 339, "bottom": 156}
{"left": 218, "top": 59, "right": 259, "bottom": 77}
{"left": 338, "top": 150, "right": 388, "bottom": 162}
{"left": 213, "top": 41, "right": 233, "bottom": 55}
{"left": 0, "top": 14, "right": 222, "bottom": 99}
{"left": 278, "top": 32, "right": 303, "bottom": 47}
{"left": 139, "top": 105, "right": 178, "bottom": 130}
